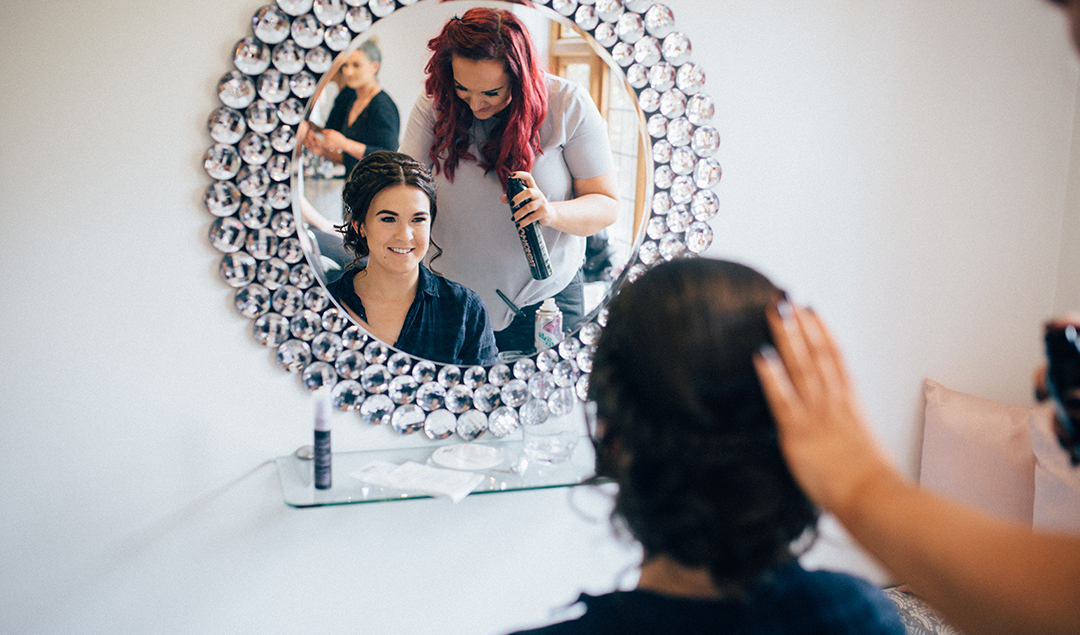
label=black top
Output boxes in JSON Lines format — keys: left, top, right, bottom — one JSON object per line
{"left": 327, "top": 264, "right": 498, "bottom": 367}
{"left": 324, "top": 88, "right": 400, "bottom": 177}
{"left": 507, "top": 562, "right": 905, "bottom": 635}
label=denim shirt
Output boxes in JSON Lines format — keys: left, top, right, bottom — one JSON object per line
{"left": 327, "top": 264, "right": 498, "bottom": 367}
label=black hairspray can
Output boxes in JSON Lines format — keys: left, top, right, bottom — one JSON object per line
{"left": 507, "top": 177, "right": 554, "bottom": 280}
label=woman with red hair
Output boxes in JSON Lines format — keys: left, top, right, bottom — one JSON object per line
{"left": 401, "top": 7, "right": 619, "bottom": 355}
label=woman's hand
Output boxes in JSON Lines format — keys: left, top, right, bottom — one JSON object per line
{"left": 320, "top": 129, "right": 365, "bottom": 161}
{"left": 501, "top": 171, "right": 556, "bottom": 229}
{"left": 301, "top": 123, "right": 331, "bottom": 158}
{"left": 756, "top": 306, "right": 1080, "bottom": 635}
{"left": 320, "top": 128, "right": 348, "bottom": 152}
{"left": 1047, "top": 313, "right": 1080, "bottom": 330}
{"left": 753, "top": 303, "right": 898, "bottom": 516}
{"left": 499, "top": 170, "right": 619, "bottom": 236}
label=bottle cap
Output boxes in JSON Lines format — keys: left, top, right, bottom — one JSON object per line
{"left": 314, "top": 390, "right": 331, "bottom": 431}
{"left": 540, "top": 298, "right": 558, "bottom": 312}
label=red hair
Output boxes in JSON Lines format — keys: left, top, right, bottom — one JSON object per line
{"left": 422, "top": 7, "right": 548, "bottom": 184}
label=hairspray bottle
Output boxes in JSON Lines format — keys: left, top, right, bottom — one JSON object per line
{"left": 535, "top": 298, "right": 563, "bottom": 352}
{"left": 507, "top": 176, "right": 554, "bottom": 280}
{"left": 313, "top": 393, "right": 332, "bottom": 490}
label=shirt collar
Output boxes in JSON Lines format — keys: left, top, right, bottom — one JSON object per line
{"left": 417, "top": 264, "right": 440, "bottom": 299}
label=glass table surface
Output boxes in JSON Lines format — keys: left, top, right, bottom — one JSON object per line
{"left": 276, "top": 435, "right": 597, "bottom": 507}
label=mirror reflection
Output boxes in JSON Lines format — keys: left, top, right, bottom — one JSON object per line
{"left": 304, "top": 41, "right": 399, "bottom": 179}
{"left": 297, "top": 0, "right": 646, "bottom": 366}
{"left": 324, "top": 151, "right": 499, "bottom": 367}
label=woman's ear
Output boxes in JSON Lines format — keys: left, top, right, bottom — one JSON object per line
{"left": 353, "top": 221, "right": 364, "bottom": 238}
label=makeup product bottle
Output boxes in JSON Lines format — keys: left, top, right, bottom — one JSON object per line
{"left": 313, "top": 393, "right": 332, "bottom": 490}
{"left": 507, "top": 176, "right": 553, "bottom": 280}
{"left": 535, "top": 298, "right": 563, "bottom": 351}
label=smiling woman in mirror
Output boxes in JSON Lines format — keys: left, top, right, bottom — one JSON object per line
{"left": 401, "top": 7, "right": 620, "bottom": 356}
{"left": 326, "top": 151, "right": 498, "bottom": 367}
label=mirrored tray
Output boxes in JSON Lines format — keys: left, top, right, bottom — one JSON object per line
{"left": 276, "top": 436, "right": 596, "bottom": 507}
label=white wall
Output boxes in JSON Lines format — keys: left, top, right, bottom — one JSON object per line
{"left": 0, "top": 1, "right": 1076, "bottom": 633}
{"left": 701, "top": 0, "right": 1078, "bottom": 469}
{"left": 1056, "top": 82, "right": 1080, "bottom": 314}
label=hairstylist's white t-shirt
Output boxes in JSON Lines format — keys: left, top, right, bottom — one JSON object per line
{"left": 400, "top": 74, "right": 614, "bottom": 330}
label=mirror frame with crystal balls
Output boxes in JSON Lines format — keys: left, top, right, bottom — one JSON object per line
{"left": 203, "top": 0, "right": 720, "bottom": 450}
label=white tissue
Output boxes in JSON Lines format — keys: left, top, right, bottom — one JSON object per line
{"left": 351, "top": 460, "right": 484, "bottom": 503}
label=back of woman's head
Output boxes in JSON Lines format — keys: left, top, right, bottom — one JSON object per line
{"left": 588, "top": 258, "right": 818, "bottom": 589}
{"left": 423, "top": 7, "right": 547, "bottom": 183}
{"left": 338, "top": 151, "right": 440, "bottom": 265}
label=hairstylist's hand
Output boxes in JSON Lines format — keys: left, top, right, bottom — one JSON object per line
{"left": 320, "top": 128, "right": 347, "bottom": 152}
{"left": 753, "top": 303, "right": 898, "bottom": 516}
{"left": 1047, "top": 313, "right": 1080, "bottom": 329}
{"left": 301, "top": 124, "right": 329, "bottom": 157}
{"left": 501, "top": 171, "right": 556, "bottom": 229}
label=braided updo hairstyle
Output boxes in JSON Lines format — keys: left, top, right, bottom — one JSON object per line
{"left": 337, "top": 151, "right": 442, "bottom": 269}
{"left": 588, "top": 258, "right": 818, "bottom": 590}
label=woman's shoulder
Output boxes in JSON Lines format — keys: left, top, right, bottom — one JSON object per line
{"left": 545, "top": 73, "right": 588, "bottom": 105}
{"left": 372, "top": 89, "right": 398, "bottom": 108}
{"left": 326, "top": 266, "right": 357, "bottom": 295}
{"left": 333, "top": 86, "right": 357, "bottom": 106}
{"left": 422, "top": 267, "right": 488, "bottom": 312}
{"left": 368, "top": 90, "right": 400, "bottom": 127}
{"left": 325, "top": 87, "right": 356, "bottom": 129}
{"left": 543, "top": 74, "right": 601, "bottom": 127}
{"left": 328, "top": 266, "right": 366, "bottom": 300}
{"left": 776, "top": 563, "right": 883, "bottom": 596}
{"left": 411, "top": 90, "right": 436, "bottom": 112}
{"left": 509, "top": 582, "right": 901, "bottom": 635}
{"left": 406, "top": 91, "right": 437, "bottom": 127}
{"left": 766, "top": 563, "right": 905, "bottom": 631}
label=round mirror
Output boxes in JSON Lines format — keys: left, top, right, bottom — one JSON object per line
{"left": 203, "top": 0, "right": 720, "bottom": 443}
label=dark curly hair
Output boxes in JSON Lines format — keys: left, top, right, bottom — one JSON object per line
{"left": 588, "top": 258, "right": 819, "bottom": 591}
{"left": 337, "top": 151, "right": 442, "bottom": 269}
